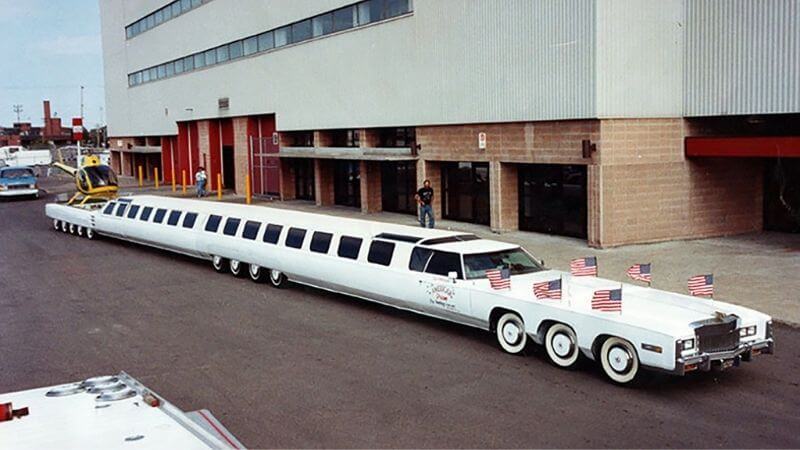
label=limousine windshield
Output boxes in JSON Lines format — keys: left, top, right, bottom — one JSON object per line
{"left": 463, "top": 248, "right": 545, "bottom": 279}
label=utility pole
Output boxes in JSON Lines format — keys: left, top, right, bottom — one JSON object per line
{"left": 12, "top": 104, "right": 23, "bottom": 123}
{"left": 80, "top": 86, "right": 85, "bottom": 121}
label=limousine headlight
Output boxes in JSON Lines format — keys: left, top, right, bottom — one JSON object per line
{"left": 0, "top": 185, "right": 6, "bottom": 191}
{"left": 680, "top": 338, "right": 696, "bottom": 351}
{"left": 29, "top": 184, "right": 36, "bottom": 189}
{"left": 739, "top": 325, "right": 757, "bottom": 338}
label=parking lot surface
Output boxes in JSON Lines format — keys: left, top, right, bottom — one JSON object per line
{"left": 1, "top": 195, "right": 799, "bottom": 448}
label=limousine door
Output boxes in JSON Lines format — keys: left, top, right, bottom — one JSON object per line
{"left": 407, "top": 248, "right": 474, "bottom": 323}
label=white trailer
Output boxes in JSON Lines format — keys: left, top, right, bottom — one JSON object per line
{"left": 0, "top": 146, "right": 52, "bottom": 167}
{"left": 0, "top": 372, "right": 243, "bottom": 449}
{"left": 45, "top": 195, "right": 775, "bottom": 385}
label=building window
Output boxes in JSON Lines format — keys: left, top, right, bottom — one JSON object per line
{"left": 243, "top": 36, "right": 258, "bottom": 56}
{"left": 293, "top": 159, "right": 315, "bottom": 201}
{"left": 263, "top": 224, "right": 283, "bottom": 244}
{"left": 367, "top": 240, "right": 395, "bottom": 266}
{"left": 334, "top": 160, "right": 360, "bottom": 208}
{"left": 223, "top": 217, "right": 241, "bottom": 236}
{"left": 381, "top": 161, "right": 416, "bottom": 215}
{"left": 377, "top": 127, "right": 415, "bottom": 147}
{"left": 204, "top": 48, "right": 217, "bottom": 65}
{"left": 331, "top": 129, "right": 359, "bottom": 147}
{"left": 312, "top": 13, "right": 333, "bottom": 37}
{"left": 216, "top": 45, "right": 229, "bottom": 63}
{"left": 126, "top": 0, "right": 211, "bottom": 40}
{"left": 442, "top": 162, "right": 490, "bottom": 225}
{"left": 194, "top": 53, "right": 206, "bottom": 69}
{"left": 310, "top": 231, "right": 333, "bottom": 253}
{"left": 291, "top": 19, "right": 312, "bottom": 43}
{"left": 337, "top": 236, "right": 363, "bottom": 259}
{"left": 333, "top": 6, "right": 356, "bottom": 32}
{"left": 518, "top": 164, "right": 587, "bottom": 239}
{"left": 229, "top": 40, "right": 244, "bottom": 59}
{"left": 285, "top": 227, "right": 307, "bottom": 249}
{"left": 242, "top": 220, "right": 261, "bottom": 240}
{"left": 274, "top": 26, "right": 291, "bottom": 47}
{"left": 257, "top": 32, "right": 274, "bottom": 51}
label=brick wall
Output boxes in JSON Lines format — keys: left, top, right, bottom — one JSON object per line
{"left": 232, "top": 117, "right": 250, "bottom": 195}
{"left": 314, "top": 159, "right": 335, "bottom": 206}
{"left": 197, "top": 120, "right": 210, "bottom": 171}
{"left": 490, "top": 162, "right": 518, "bottom": 232}
{"left": 360, "top": 161, "right": 382, "bottom": 213}
{"left": 280, "top": 160, "right": 296, "bottom": 201}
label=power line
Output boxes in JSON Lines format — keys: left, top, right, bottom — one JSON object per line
{"left": 12, "top": 104, "right": 23, "bottom": 123}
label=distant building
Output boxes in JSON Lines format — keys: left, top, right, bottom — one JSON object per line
{"left": 99, "top": 0, "right": 800, "bottom": 246}
{"left": 0, "top": 100, "right": 74, "bottom": 147}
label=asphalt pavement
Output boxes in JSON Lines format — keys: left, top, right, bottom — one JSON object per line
{"left": 1, "top": 194, "right": 799, "bottom": 448}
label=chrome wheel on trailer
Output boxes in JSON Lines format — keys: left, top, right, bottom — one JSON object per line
{"left": 545, "top": 323, "right": 581, "bottom": 368}
{"left": 600, "top": 337, "right": 640, "bottom": 385}
{"left": 249, "top": 264, "right": 267, "bottom": 283}
{"left": 212, "top": 255, "right": 228, "bottom": 273}
{"left": 496, "top": 312, "right": 527, "bottom": 355}
{"left": 230, "top": 260, "right": 244, "bottom": 277}
{"left": 269, "top": 269, "right": 287, "bottom": 288}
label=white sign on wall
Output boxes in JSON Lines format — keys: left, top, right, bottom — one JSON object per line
{"left": 478, "top": 132, "right": 487, "bottom": 150}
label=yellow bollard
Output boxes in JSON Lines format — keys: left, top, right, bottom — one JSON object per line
{"left": 154, "top": 167, "right": 159, "bottom": 189}
{"left": 217, "top": 173, "right": 222, "bottom": 200}
{"left": 245, "top": 174, "right": 252, "bottom": 205}
{"left": 138, "top": 166, "right": 143, "bottom": 187}
{"left": 182, "top": 170, "right": 187, "bottom": 194}
{"left": 171, "top": 167, "right": 176, "bottom": 192}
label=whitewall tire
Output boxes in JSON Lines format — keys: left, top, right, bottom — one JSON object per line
{"left": 85, "top": 228, "right": 95, "bottom": 240}
{"left": 600, "top": 337, "right": 640, "bottom": 385}
{"left": 269, "top": 269, "right": 287, "bottom": 288}
{"left": 53, "top": 219, "right": 60, "bottom": 231}
{"left": 230, "top": 260, "right": 244, "bottom": 277}
{"left": 68, "top": 223, "right": 76, "bottom": 235}
{"left": 61, "top": 221, "right": 69, "bottom": 233}
{"left": 212, "top": 255, "right": 228, "bottom": 273}
{"left": 249, "top": 264, "right": 267, "bottom": 283}
{"left": 545, "top": 323, "right": 580, "bottom": 368}
{"left": 495, "top": 312, "right": 527, "bottom": 355}
{"left": 76, "top": 226, "right": 84, "bottom": 237}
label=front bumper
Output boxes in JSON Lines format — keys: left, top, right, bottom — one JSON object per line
{"left": 0, "top": 188, "right": 38, "bottom": 197}
{"left": 674, "top": 338, "right": 774, "bottom": 375}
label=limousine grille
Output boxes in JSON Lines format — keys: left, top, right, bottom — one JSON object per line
{"left": 694, "top": 314, "right": 740, "bottom": 354}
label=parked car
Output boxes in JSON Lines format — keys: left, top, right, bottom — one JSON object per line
{"left": 0, "top": 145, "right": 52, "bottom": 167}
{"left": 0, "top": 166, "right": 39, "bottom": 198}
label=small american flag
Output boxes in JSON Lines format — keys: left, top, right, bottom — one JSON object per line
{"left": 533, "top": 278, "right": 562, "bottom": 300}
{"left": 592, "top": 288, "right": 622, "bottom": 312}
{"left": 688, "top": 274, "right": 714, "bottom": 297}
{"left": 486, "top": 267, "right": 511, "bottom": 290}
{"left": 570, "top": 256, "right": 598, "bottom": 277}
{"left": 626, "top": 263, "right": 652, "bottom": 284}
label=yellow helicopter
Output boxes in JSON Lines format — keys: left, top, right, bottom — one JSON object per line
{"left": 52, "top": 152, "right": 119, "bottom": 205}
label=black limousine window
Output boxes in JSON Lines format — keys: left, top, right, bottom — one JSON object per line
{"left": 127, "top": 204, "right": 141, "bottom": 219}
{"left": 103, "top": 202, "right": 116, "bottom": 215}
{"left": 242, "top": 220, "right": 261, "bottom": 240}
{"left": 263, "top": 224, "right": 283, "bottom": 244}
{"left": 223, "top": 218, "right": 241, "bottom": 236}
{"left": 285, "top": 227, "right": 307, "bottom": 249}
{"left": 310, "top": 232, "right": 333, "bottom": 254}
{"left": 140, "top": 206, "right": 153, "bottom": 221}
{"left": 153, "top": 208, "right": 167, "bottom": 223}
{"left": 167, "top": 210, "right": 182, "bottom": 226}
{"left": 409, "top": 247, "right": 433, "bottom": 272}
{"left": 337, "top": 236, "right": 362, "bottom": 260}
{"left": 183, "top": 212, "right": 198, "bottom": 228}
{"left": 425, "top": 251, "right": 463, "bottom": 279}
{"left": 205, "top": 214, "right": 222, "bottom": 232}
{"left": 368, "top": 240, "right": 395, "bottom": 266}
{"left": 115, "top": 203, "right": 128, "bottom": 217}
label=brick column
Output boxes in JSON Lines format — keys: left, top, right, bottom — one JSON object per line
{"left": 416, "top": 159, "right": 442, "bottom": 219}
{"left": 359, "top": 129, "right": 380, "bottom": 148}
{"left": 314, "top": 131, "right": 333, "bottom": 147}
{"left": 280, "top": 160, "right": 296, "bottom": 201}
{"left": 490, "top": 161, "right": 518, "bottom": 232}
{"left": 314, "top": 159, "right": 334, "bottom": 206}
{"left": 197, "top": 120, "right": 210, "bottom": 171}
{"left": 233, "top": 117, "right": 250, "bottom": 195}
{"left": 359, "top": 160, "right": 382, "bottom": 213}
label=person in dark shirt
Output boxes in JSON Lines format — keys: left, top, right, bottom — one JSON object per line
{"left": 415, "top": 179, "right": 435, "bottom": 228}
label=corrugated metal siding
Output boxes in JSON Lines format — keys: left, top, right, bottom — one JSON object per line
{"left": 684, "top": 0, "right": 800, "bottom": 116}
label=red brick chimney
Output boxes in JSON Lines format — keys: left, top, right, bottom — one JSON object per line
{"left": 43, "top": 100, "right": 52, "bottom": 136}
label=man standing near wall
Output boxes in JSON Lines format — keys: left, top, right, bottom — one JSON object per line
{"left": 416, "top": 179, "right": 435, "bottom": 228}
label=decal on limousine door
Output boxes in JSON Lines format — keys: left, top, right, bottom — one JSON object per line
{"left": 423, "top": 281, "right": 457, "bottom": 312}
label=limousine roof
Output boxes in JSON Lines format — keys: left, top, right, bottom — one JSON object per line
{"left": 116, "top": 195, "right": 519, "bottom": 254}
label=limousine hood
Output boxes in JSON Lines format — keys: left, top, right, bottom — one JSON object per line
{"left": 502, "top": 270, "right": 769, "bottom": 337}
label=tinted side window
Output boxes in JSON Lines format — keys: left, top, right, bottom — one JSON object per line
{"left": 425, "top": 251, "right": 463, "bottom": 279}
{"left": 368, "top": 240, "right": 395, "bottom": 266}
{"left": 115, "top": 203, "right": 128, "bottom": 217}
{"left": 167, "top": 210, "right": 182, "bottom": 226}
{"left": 223, "top": 217, "right": 241, "bottom": 236}
{"left": 337, "top": 236, "right": 363, "bottom": 259}
{"left": 205, "top": 214, "right": 222, "bottom": 232}
{"left": 310, "top": 232, "right": 333, "bottom": 254}
{"left": 242, "top": 220, "right": 261, "bottom": 240}
{"left": 183, "top": 212, "right": 198, "bottom": 228}
{"left": 263, "top": 224, "right": 283, "bottom": 244}
{"left": 103, "top": 202, "right": 116, "bottom": 215}
{"left": 409, "top": 247, "right": 433, "bottom": 272}
{"left": 285, "top": 227, "right": 307, "bottom": 249}
{"left": 140, "top": 206, "right": 153, "bottom": 221}
{"left": 153, "top": 208, "right": 167, "bottom": 223}
{"left": 127, "top": 205, "right": 140, "bottom": 219}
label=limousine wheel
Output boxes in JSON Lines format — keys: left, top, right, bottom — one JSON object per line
{"left": 68, "top": 223, "right": 76, "bottom": 235}
{"left": 269, "top": 269, "right": 287, "bottom": 288}
{"left": 61, "top": 221, "right": 69, "bottom": 233}
{"left": 496, "top": 312, "right": 527, "bottom": 354}
{"left": 212, "top": 255, "right": 228, "bottom": 273}
{"left": 76, "top": 226, "right": 84, "bottom": 237}
{"left": 53, "top": 219, "right": 60, "bottom": 230}
{"left": 249, "top": 264, "right": 267, "bottom": 283}
{"left": 545, "top": 323, "right": 580, "bottom": 368}
{"left": 600, "top": 337, "right": 640, "bottom": 385}
{"left": 230, "top": 260, "right": 244, "bottom": 277}
{"left": 85, "top": 228, "right": 95, "bottom": 240}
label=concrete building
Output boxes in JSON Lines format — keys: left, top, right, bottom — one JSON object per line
{"left": 99, "top": 0, "right": 800, "bottom": 247}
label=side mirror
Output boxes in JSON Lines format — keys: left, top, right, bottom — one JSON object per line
{"left": 447, "top": 271, "right": 458, "bottom": 281}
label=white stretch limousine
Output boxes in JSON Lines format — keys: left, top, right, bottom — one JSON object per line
{"left": 46, "top": 195, "right": 774, "bottom": 384}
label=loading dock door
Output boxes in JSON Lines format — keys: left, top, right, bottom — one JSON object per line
{"left": 250, "top": 136, "right": 280, "bottom": 197}
{"left": 764, "top": 159, "right": 800, "bottom": 232}
{"left": 518, "top": 164, "right": 587, "bottom": 238}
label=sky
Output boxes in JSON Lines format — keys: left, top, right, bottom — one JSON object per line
{"left": 0, "top": 0, "right": 105, "bottom": 129}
